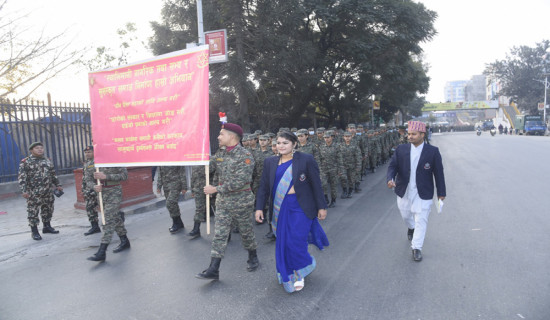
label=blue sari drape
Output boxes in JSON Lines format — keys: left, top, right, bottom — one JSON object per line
{"left": 273, "top": 160, "right": 329, "bottom": 293}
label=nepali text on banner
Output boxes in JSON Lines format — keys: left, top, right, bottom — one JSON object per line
{"left": 88, "top": 46, "right": 210, "bottom": 167}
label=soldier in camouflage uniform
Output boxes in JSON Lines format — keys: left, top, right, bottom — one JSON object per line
{"left": 357, "top": 124, "right": 369, "bottom": 179}
{"left": 319, "top": 130, "right": 345, "bottom": 208}
{"left": 271, "top": 139, "right": 278, "bottom": 155}
{"left": 367, "top": 130, "right": 380, "bottom": 173}
{"left": 188, "top": 165, "right": 209, "bottom": 239}
{"left": 340, "top": 132, "right": 362, "bottom": 198}
{"left": 156, "top": 166, "right": 187, "bottom": 234}
{"left": 196, "top": 123, "right": 259, "bottom": 281}
{"left": 296, "top": 128, "right": 327, "bottom": 199}
{"left": 81, "top": 146, "right": 101, "bottom": 236}
{"left": 398, "top": 125, "right": 408, "bottom": 145}
{"left": 88, "top": 166, "right": 129, "bottom": 262}
{"left": 18, "top": 142, "right": 63, "bottom": 240}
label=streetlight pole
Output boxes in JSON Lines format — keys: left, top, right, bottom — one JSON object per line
{"left": 197, "top": 0, "right": 205, "bottom": 45}
{"left": 543, "top": 48, "right": 550, "bottom": 132}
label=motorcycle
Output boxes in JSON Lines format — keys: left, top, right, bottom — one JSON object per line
{"left": 490, "top": 128, "right": 496, "bottom": 136}
{"left": 476, "top": 128, "right": 482, "bottom": 136}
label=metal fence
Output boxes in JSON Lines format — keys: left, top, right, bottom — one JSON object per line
{"left": 0, "top": 99, "right": 92, "bottom": 183}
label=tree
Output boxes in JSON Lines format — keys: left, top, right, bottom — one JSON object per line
{"left": 0, "top": 0, "right": 84, "bottom": 101}
{"left": 149, "top": 0, "right": 436, "bottom": 130}
{"left": 82, "top": 23, "right": 146, "bottom": 72}
{"left": 484, "top": 40, "right": 550, "bottom": 114}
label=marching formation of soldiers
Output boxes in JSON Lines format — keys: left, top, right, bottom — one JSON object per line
{"left": 17, "top": 123, "right": 405, "bottom": 266}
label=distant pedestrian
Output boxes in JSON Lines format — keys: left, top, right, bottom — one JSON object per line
{"left": 87, "top": 167, "right": 129, "bottom": 262}
{"left": 196, "top": 123, "right": 259, "bottom": 281}
{"left": 255, "top": 131, "right": 328, "bottom": 293}
{"left": 387, "top": 121, "right": 446, "bottom": 262}
{"left": 18, "top": 142, "right": 63, "bottom": 241}
{"left": 81, "top": 146, "right": 101, "bottom": 236}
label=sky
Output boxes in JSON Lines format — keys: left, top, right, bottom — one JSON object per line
{"left": 4, "top": 0, "right": 550, "bottom": 104}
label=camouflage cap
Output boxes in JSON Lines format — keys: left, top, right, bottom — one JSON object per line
{"left": 343, "top": 131, "right": 353, "bottom": 136}
{"left": 291, "top": 127, "right": 298, "bottom": 132}
{"left": 29, "top": 141, "right": 43, "bottom": 150}
{"left": 308, "top": 127, "right": 315, "bottom": 131}
{"left": 267, "top": 132, "right": 276, "bottom": 138}
{"left": 271, "top": 140, "right": 277, "bottom": 145}
{"left": 357, "top": 124, "right": 364, "bottom": 128}
{"left": 254, "top": 130, "right": 262, "bottom": 135}
{"left": 316, "top": 127, "right": 325, "bottom": 133}
{"left": 323, "top": 130, "right": 334, "bottom": 138}
{"left": 347, "top": 124, "right": 356, "bottom": 128}
{"left": 296, "top": 129, "right": 308, "bottom": 136}
{"left": 259, "top": 134, "right": 269, "bottom": 140}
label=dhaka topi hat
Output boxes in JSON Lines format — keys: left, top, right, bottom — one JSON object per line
{"left": 407, "top": 120, "right": 426, "bottom": 133}
{"left": 29, "top": 141, "right": 43, "bottom": 150}
{"left": 222, "top": 123, "right": 244, "bottom": 138}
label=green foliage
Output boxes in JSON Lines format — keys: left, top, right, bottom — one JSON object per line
{"left": 150, "top": 0, "right": 436, "bottom": 129}
{"left": 484, "top": 40, "right": 550, "bottom": 114}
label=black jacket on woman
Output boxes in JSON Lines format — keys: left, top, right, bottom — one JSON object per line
{"left": 255, "top": 151, "right": 327, "bottom": 220}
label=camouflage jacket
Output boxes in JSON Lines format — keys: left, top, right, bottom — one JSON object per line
{"left": 82, "top": 159, "right": 96, "bottom": 196}
{"left": 214, "top": 144, "right": 255, "bottom": 195}
{"left": 157, "top": 166, "right": 187, "bottom": 191}
{"left": 191, "top": 165, "right": 207, "bottom": 194}
{"left": 18, "top": 155, "right": 60, "bottom": 195}
{"left": 297, "top": 141, "right": 321, "bottom": 165}
{"left": 319, "top": 142, "right": 344, "bottom": 173}
{"left": 339, "top": 143, "right": 362, "bottom": 171}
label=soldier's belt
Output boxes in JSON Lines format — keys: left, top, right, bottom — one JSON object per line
{"left": 219, "top": 184, "right": 251, "bottom": 193}
{"left": 102, "top": 181, "right": 121, "bottom": 188}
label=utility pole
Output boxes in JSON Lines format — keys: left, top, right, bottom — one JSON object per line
{"left": 197, "top": 0, "right": 204, "bottom": 45}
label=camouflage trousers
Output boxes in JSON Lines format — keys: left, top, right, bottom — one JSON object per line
{"left": 100, "top": 186, "right": 127, "bottom": 245}
{"left": 369, "top": 153, "right": 378, "bottom": 169}
{"left": 163, "top": 186, "right": 182, "bottom": 218}
{"left": 341, "top": 168, "right": 356, "bottom": 189}
{"left": 26, "top": 192, "right": 54, "bottom": 227}
{"left": 325, "top": 170, "right": 341, "bottom": 200}
{"left": 211, "top": 191, "right": 257, "bottom": 259}
{"left": 84, "top": 193, "right": 99, "bottom": 223}
{"left": 193, "top": 191, "right": 206, "bottom": 222}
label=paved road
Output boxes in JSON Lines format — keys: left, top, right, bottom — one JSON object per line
{"left": 1, "top": 132, "right": 549, "bottom": 320}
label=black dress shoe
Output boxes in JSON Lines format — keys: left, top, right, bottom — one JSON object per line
{"left": 407, "top": 228, "right": 415, "bottom": 241}
{"left": 412, "top": 249, "right": 422, "bottom": 261}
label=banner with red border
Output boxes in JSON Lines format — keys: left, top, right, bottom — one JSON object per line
{"left": 88, "top": 46, "right": 210, "bottom": 167}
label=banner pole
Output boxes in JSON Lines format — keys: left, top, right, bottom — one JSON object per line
{"left": 205, "top": 165, "right": 210, "bottom": 235}
{"left": 95, "top": 168, "right": 105, "bottom": 225}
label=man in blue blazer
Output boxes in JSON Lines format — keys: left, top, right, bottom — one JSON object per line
{"left": 387, "top": 121, "right": 446, "bottom": 262}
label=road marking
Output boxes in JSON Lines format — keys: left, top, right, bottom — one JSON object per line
{"left": 471, "top": 228, "right": 481, "bottom": 231}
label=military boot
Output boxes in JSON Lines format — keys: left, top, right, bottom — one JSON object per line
{"left": 84, "top": 221, "right": 101, "bottom": 236}
{"left": 341, "top": 188, "right": 348, "bottom": 199}
{"left": 112, "top": 234, "right": 130, "bottom": 253}
{"left": 355, "top": 182, "right": 362, "bottom": 192}
{"left": 247, "top": 250, "right": 259, "bottom": 272}
{"left": 188, "top": 221, "right": 201, "bottom": 239}
{"left": 195, "top": 257, "right": 221, "bottom": 280}
{"left": 169, "top": 216, "right": 184, "bottom": 234}
{"left": 324, "top": 194, "right": 330, "bottom": 206}
{"left": 346, "top": 188, "right": 353, "bottom": 198}
{"left": 328, "top": 198, "right": 336, "bottom": 208}
{"left": 42, "top": 221, "right": 59, "bottom": 234}
{"left": 87, "top": 243, "right": 108, "bottom": 262}
{"left": 30, "top": 225, "right": 42, "bottom": 241}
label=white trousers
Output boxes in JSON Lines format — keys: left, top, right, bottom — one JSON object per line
{"left": 397, "top": 192, "right": 432, "bottom": 250}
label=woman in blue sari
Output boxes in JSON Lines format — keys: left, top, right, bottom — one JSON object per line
{"left": 255, "top": 131, "right": 329, "bottom": 293}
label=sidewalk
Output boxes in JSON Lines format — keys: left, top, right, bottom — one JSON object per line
{"left": 0, "top": 178, "right": 170, "bottom": 238}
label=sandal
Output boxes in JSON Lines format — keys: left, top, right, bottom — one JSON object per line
{"left": 294, "top": 279, "right": 304, "bottom": 291}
